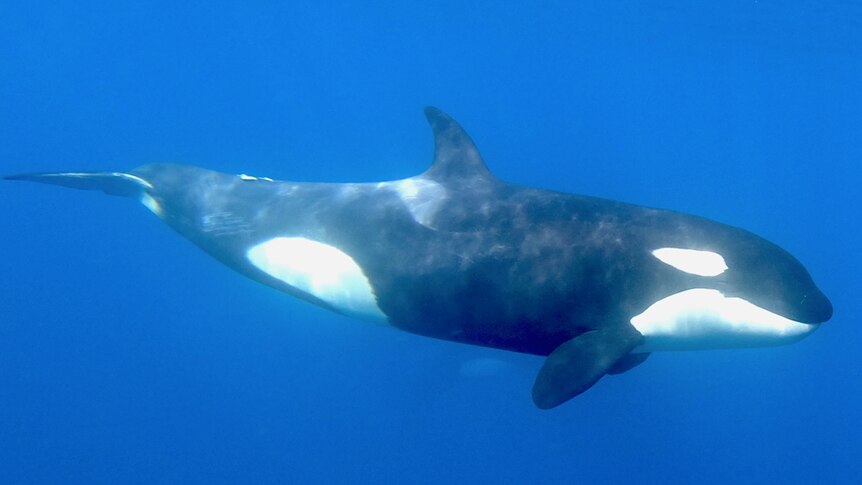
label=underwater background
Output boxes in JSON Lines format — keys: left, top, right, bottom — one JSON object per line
{"left": 1, "top": 1, "right": 860, "bottom": 483}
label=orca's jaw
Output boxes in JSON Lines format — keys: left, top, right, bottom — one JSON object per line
{"left": 630, "top": 288, "right": 820, "bottom": 352}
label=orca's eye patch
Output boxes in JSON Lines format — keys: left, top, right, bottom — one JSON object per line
{"left": 652, "top": 248, "right": 728, "bottom": 277}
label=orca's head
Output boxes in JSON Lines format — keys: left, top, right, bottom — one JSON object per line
{"left": 630, "top": 224, "right": 831, "bottom": 352}
{"left": 716, "top": 235, "right": 832, "bottom": 325}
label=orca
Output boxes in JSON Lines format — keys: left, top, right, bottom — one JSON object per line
{"left": 6, "top": 107, "right": 832, "bottom": 409}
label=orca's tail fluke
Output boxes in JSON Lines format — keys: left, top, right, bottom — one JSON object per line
{"left": 5, "top": 171, "right": 152, "bottom": 198}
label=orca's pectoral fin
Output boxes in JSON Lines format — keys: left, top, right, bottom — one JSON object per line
{"left": 607, "top": 352, "right": 650, "bottom": 375}
{"left": 5, "top": 171, "right": 151, "bottom": 198}
{"left": 532, "top": 325, "right": 643, "bottom": 409}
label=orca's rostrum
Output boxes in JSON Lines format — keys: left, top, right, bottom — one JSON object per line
{"left": 7, "top": 107, "right": 832, "bottom": 409}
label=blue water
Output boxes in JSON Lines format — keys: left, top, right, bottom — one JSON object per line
{"left": 1, "top": 2, "right": 860, "bottom": 483}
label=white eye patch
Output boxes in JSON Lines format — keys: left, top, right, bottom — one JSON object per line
{"left": 652, "top": 247, "right": 728, "bottom": 277}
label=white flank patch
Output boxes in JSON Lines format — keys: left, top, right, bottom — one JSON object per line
{"left": 246, "top": 237, "right": 387, "bottom": 323}
{"left": 630, "top": 288, "right": 818, "bottom": 352}
{"left": 652, "top": 247, "right": 728, "bottom": 277}
{"left": 378, "top": 177, "right": 445, "bottom": 228}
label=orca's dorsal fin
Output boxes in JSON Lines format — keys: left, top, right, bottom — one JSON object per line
{"left": 422, "top": 107, "right": 496, "bottom": 185}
